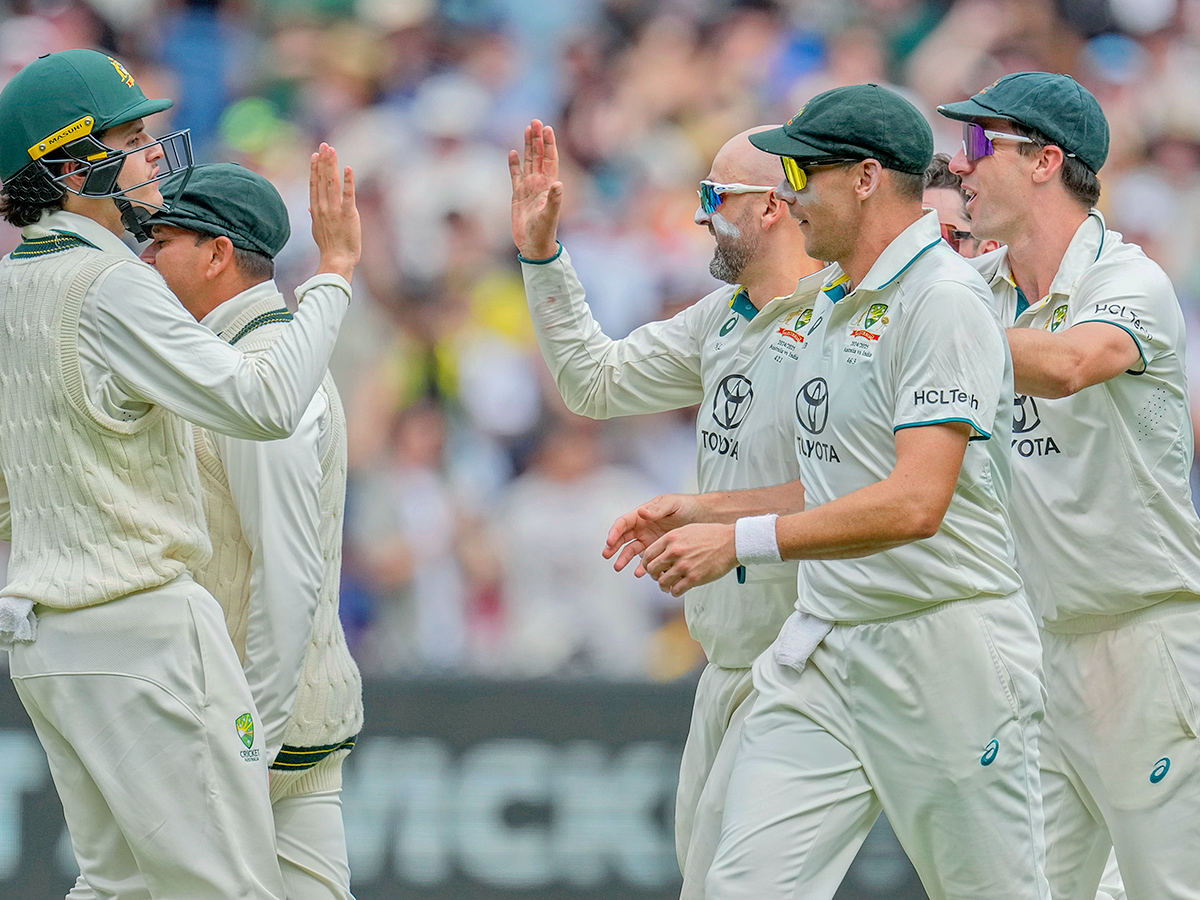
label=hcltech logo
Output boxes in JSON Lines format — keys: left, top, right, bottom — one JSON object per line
{"left": 1151, "top": 758, "right": 1171, "bottom": 783}
{"left": 237, "top": 713, "right": 260, "bottom": 762}
{"left": 981, "top": 740, "right": 999, "bottom": 766}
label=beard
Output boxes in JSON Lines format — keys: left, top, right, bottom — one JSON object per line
{"left": 708, "top": 213, "right": 760, "bottom": 284}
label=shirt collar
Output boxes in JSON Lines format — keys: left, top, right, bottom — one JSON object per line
{"left": 36, "top": 209, "right": 137, "bottom": 258}
{"left": 820, "top": 209, "right": 943, "bottom": 302}
{"left": 728, "top": 286, "right": 758, "bottom": 321}
{"left": 201, "top": 280, "right": 285, "bottom": 336}
{"left": 1044, "top": 209, "right": 1105, "bottom": 301}
{"left": 756, "top": 265, "right": 836, "bottom": 318}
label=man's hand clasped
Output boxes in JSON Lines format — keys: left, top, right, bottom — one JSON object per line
{"left": 604, "top": 494, "right": 738, "bottom": 596}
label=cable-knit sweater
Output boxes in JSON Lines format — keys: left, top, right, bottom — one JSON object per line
{"left": 0, "top": 231, "right": 210, "bottom": 609}
{"left": 190, "top": 290, "right": 363, "bottom": 802}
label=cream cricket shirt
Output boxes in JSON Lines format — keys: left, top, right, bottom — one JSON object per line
{"left": 42, "top": 210, "right": 351, "bottom": 437}
{"left": 791, "top": 211, "right": 1020, "bottom": 622}
{"left": 196, "top": 282, "right": 328, "bottom": 764}
{"left": 971, "top": 211, "right": 1200, "bottom": 624}
{"left": 522, "top": 247, "right": 830, "bottom": 667}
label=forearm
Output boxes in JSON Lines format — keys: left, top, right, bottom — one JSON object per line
{"left": 1008, "top": 328, "right": 1085, "bottom": 398}
{"left": 522, "top": 248, "right": 702, "bottom": 418}
{"left": 774, "top": 476, "right": 942, "bottom": 561}
{"left": 103, "top": 274, "right": 351, "bottom": 441}
{"left": 1008, "top": 323, "right": 1141, "bottom": 399}
{"left": 698, "top": 480, "right": 807, "bottom": 525}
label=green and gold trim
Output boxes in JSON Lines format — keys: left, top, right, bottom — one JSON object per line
{"left": 228, "top": 308, "right": 293, "bottom": 346}
{"left": 11, "top": 232, "right": 97, "bottom": 259}
{"left": 270, "top": 734, "right": 359, "bottom": 771}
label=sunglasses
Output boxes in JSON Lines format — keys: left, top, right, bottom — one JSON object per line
{"left": 698, "top": 180, "right": 776, "bottom": 215}
{"left": 961, "top": 122, "right": 1035, "bottom": 162}
{"left": 780, "top": 156, "right": 860, "bottom": 192}
{"left": 940, "top": 223, "right": 973, "bottom": 252}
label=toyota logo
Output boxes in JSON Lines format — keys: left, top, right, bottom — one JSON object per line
{"left": 796, "top": 377, "right": 829, "bottom": 434}
{"left": 712, "top": 374, "right": 754, "bottom": 430}
{"left": 1013, "top": 394, "right": 1040, "bottom": 434}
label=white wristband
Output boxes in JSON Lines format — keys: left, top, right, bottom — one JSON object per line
{"left": 735, "top": 514, "right": 782, "bottom": 566}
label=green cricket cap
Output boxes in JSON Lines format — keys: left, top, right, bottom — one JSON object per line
{"left": 750, "top": 83, "right": 934, "bottom": 175}
{"left": 147, "top": 163, "right": 291, "bottom": 258}
{"left": 937, "top": 72, "right": 1110, "bottom": 173}
{"left": 0, "top": 49, "right": 173, "bottom": 182}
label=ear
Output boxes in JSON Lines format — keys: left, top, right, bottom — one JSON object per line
{"left": 760, "top": 189, "right": 790, "bottom": 228}
{"left": 205, "top": 235, "right": 237, "bottom": 280}
{"left": 58, "top": 159, "right": 87, "bottom": 191}
{"left": 1030, "top": 144, "right": 1066, "bottom": 185}
{"left": 853, "top": 159, "right": 883, "bottom": 201}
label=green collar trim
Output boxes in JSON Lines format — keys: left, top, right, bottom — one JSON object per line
{"left": 228, "top": 308, "right": 294, "bottom": 345}
{"left": 11, "top": 231, "right": 99, "bottom": 259}
{"left": 729, "top": 286, "right": 758, "bottom": 321}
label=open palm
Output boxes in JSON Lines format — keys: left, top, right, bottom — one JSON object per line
{"left": 509, "top": 119, "right": 563, "bottom": 260}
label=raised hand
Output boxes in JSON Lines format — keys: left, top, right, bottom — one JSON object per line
{"left": 310, "top": 142, "right": 361, "bottom": 283}
{"left": 509, "top": 119, "right": 563, "bottom": 261}
{"left": 604, "top": 493, "right": 705, "bottom": 576}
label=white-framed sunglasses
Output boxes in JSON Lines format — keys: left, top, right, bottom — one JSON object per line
{"left": 698, "top": 180, "right": 775, "bottom": 215}
{"left": 961, "top": 122, "right": 1035, "bottom": 162}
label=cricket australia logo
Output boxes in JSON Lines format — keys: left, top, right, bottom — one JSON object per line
{"left": 236, "top": 713, "right": 255, "bottom": 749}
{"left": 712, "top": 374, "right": 753, "bottom": 429}
{"left": 777, "top": 308, "right": 813, "bottom": 343}
{"left": 850, "top": 303, "right": 890, "bottom": 342}
{"left": 1046, "top": 304, "right": 1068, "bottom": 332}
{"left": 236, "top": 713, "right": 260, "bottom": 762}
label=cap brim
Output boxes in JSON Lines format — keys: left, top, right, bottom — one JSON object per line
{"left": 102, "top": 97, "right": 173, "bottom": 131}
{"left": 748, "top": 125, "right": 851, "bottom": 161}
{"left": 936, "top": 97, "right": 1013, "bottom": 123}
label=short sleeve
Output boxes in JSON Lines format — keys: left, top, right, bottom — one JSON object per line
{"left": 891, "top": 284, "right": 1006, "bottom": 440}
{"left": 1070, "top": 256, "right": 1181, "bottom": 374}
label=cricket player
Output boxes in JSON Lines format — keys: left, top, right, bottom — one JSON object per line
{"left": 118, "top": 163, "right": 360, "bottom": 900}
{"left": 940, "top": 71, "right": 1200, "bottom": 900}
{"left": 924, "top": 142, "right": 1128, "bottom": 900}
{"left": 608, "top": 84, "right": 1049, "bottom": 899}
{"left": 509, "top": 119, "right": 826, "bottom": 897}
{"left": 0, "top": 49, "right": 358, "bottom": 900}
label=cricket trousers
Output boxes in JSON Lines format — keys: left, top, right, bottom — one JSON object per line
{"left": 10, "top": 575, "right": 285, "bottom": 900}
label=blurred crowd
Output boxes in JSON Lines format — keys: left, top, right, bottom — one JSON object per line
{"left": 3, "top": 0, "right": 1200, "bottom": 680}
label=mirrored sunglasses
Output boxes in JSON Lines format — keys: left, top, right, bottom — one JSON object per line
{"left": 780, "top": 156, "right": 858, "bottom": 192}
{"left": 698, "top": 180, "right": 775, "bottom": 215}
{"left": 961, "top": 122, "right": 1035, "bottom": 163}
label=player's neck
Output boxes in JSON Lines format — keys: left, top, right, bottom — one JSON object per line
{"left": 838, "top": 206, "right": 923, "bottom": 291}
{"left": 1003, "top": 204, "right": 1089, "bottom": 304}
{"left": 741, "top": 242, "right": 824, "bottom": 309}
{"left": 61, "top": 193, "right": 125, "bottom": 237}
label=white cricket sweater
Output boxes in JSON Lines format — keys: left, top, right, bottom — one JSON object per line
{"left": 0, "top": 231, "right": 210, "bottom": 609}
{"left": 191, "top": 291, "right": 363, "bottom": 801}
